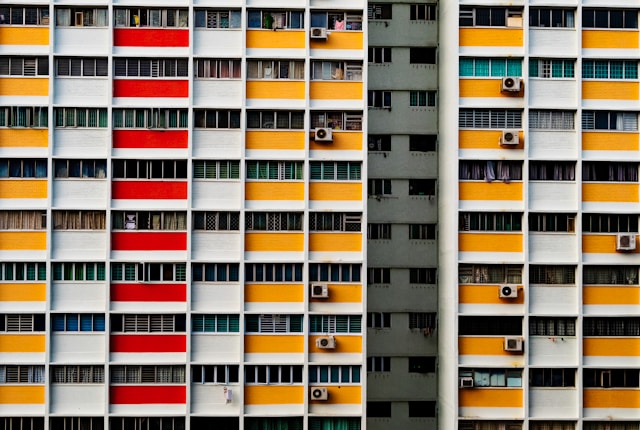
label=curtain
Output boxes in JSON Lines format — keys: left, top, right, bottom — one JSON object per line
{"left": 56, "top": 8, "right": 71, "bottom": 26}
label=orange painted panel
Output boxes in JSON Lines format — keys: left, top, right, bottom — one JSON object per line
{"left": 0, "top": 78, "right": 48, "bottom": 96}
{"left": 459, "top": 28, "right": 523, "bottom": 47}
{"left": 583, "top": 234, "right": 637, "bottom": 254}
{"left": 310, "top": 32, "right": 363, "bottom": 50}
{"left": 0, "top": 386, "right": 44, "bottom": 404}
{"left": 0, "top": 283, "right": 46, "bottom": 302}
{"left": 245, "top": 284, "right": 304, "bottom": 303}
{"left": 582, "top": 132, "right": 638, "bottom": 151}
{"left": 0, "top": 232, "right": 46, "bottom": 251}
{"left": 310, "top": 284, "right": 362, "bottom": 303}
{"left": 0, "top": 334, "right": 45, "bottom": 352}
{"left": 310, "top": 132, "right": 362, "bottom": 151}
{"left": 583, "top": 81, "right": 639, "bottom": 101}
{"left": 246, "top": 81, "right": 305, "bottom": 99}
{"left": 0, "top": 180, "right": 47, "bottom": 199}
{"left": 310, "top": 82, "right": 363, "bottom": 100}
{"left": 459, "top": 233, "right": 522, "bottom": 253}
{"left": 309, "top": 183, "right": 362, "bottom": 201}
{"left": 459, "top": 130, "right": 524, "bottom": 150}
{"left": 459, "top": 79, "right": 523, "bottom": 98}
{"left": 0, "top": 129, "right": 48, "bottom": 148}
{"left": 459, "top": 182, "right": 523, "bottom": 201}
{"left": 244, "top": 335, "right": 304, "bottom": 353}
{"left": 459, "top": 336, "right": 516, "bottom": 356}
{"left": 245, "top": 182, "right": 304, "bottom": 201}
{"left": 309, "top": 233, "right": 362, "bottom": 252}
{"left": 459, "top": 284, "right": 524, "bottom": 305}
{"left": 244, "top": 233, "right": 304, "bottom": 252}
{"left": 245, "top": 385, "right": 303, "bottom": 405}
{"left": 584, "top": 389, "right": 640, "bottom": 408}
{"left": 311, "top": 386, "right": 361, "bottom": 404}
{"left": 246, "top": 30, "right": 305, "bottom": 49}
{"left": 309, "top": 335, "right": 362, "bottom": 353}
{"left": 584, "top": 338, "right": 640, "bottom": 357}
{"left": 582, "top": 183, "right": 638, "bottom": 203}
{"left": 583, "top": 30, "right": 638, "bottom": 49}
{"left": 245, "top": 131, "right": 305, "bottom": 151}
{"left": 0, "top": 28, "right": 49, "bottom": 45}
{"left": 459, "top": 388, "right": 523, "bottom": 408}
{"left": 584, "top": 286, "right": 639, "bottom": 305}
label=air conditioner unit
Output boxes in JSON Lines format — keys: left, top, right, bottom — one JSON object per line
{"left": 310, "top": 27, "right": 328, "bottom": 39}
{"left": 310, "top": 387, "right": 329, "bottom": 400}
{"left": 315, "top": 127, "right": 333, "bottom": 142}
{"left": 501, "top": 76, "right": 521, "bottom": 92}
{"left": 616, "top": 233, "right": 637, "bottom": 251}
{"left": 504, "top": 336, "right": 524, "bottom": 352}
{"left": 311, "top": 283, "right": 329, "bottom": 298}
{"left": 316, "top": 335, "right": 336, "bottom": 349}
{"left": 499, "top": 285, "right": 518, "bottom": 299}
{"left": 459, "top": 377, "right": 474, "bottom": 388}
{"left": 500, "top": 130, "right": 520, "bottom": 146}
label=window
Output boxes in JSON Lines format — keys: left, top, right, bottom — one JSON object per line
{"left": 410, "top": 224, "right": 436, "bottom": 240}
{"left": 245, "top": 418, "right": 301, "bottom": 430}
{"left": 54, "top": 108, "right": 108, "bottom": 129}
{"left": 529, "top": 161, "right": 575, "bottom": 181}
{"left": 410, "top": 4, "right": 436, "bottom": 21}
{"left": 311, "top": 61, "right": 362, "bottom": 81}
{"left": 194, "top": 9, "right": 241, "bottom": 28}
{"left": 53, "top": 262, "right": 105, "bottom": 281}
{"left": 459, "top": 212, "right": 522, "bottom": 232}
{"left": 309, "top": 365, "right": 360, "bottom": 383}
{"left": 113, "top": 263, "right": 186, "bottom": 282}
{"left": 459, "top": 264, "right": 522, "bottom": 284}
{"left": 114, "top": 58, "right": 187, "bottom": 77}
{"left": 310, "top": 162, "right": 361, "bottom": 181}
{"left": 310, "top": 315, "right": 361, "bottom": 333}
{"left": 410, "top": 135, "right": 437, "bottom": 152}
{"left": 111, "top": 211, "right": 186, "bottom": 230}
{"left": 0, "top": 106, "right": 48, "bottom": 128}
{"left": 0, "top": 6, "right": 49, "bottom": 25}
{"left": 582, "top": 214, "right": 638, "bottom": 233}
{"left": 410, "top": 268, "right": 437, "bottom": 284}
{"left": 409, "top": 312, "right": 437, "bottom": 330}
{"left": 584, "top": 318, "right": 640, "bottom": 336}
{"left": 459, "top": 109, "right": 522, "bottom": 129}
{"left": 194, "top": 59, "right": 241, "bottom": 79}
{"left": 0, "top": 314, "right": 45, "bottom": 332}
{"left": 529, "top": 214, "right": 575, "bottom": 233}
{"left": 459, "top": 58, "right": 521, "bottom": 77}
{"left": 584, "top": 265, "right": 639, "bottom": 285}
{"left": 367, "top": 402, "right": 391, "bottom": 418}
{"left": 583, "top": 162, "right": 638, "bottom": 182}
{"left": 0, "top": 159, "right": 47, "bottom": 178}
{"left": 311, "top": 111, "right": 363, "bottom": 131}
{"left": 459, "top": 422, "right": 523, "bottom": 430}
{"left": 409, "top": 401, "right": 436, "bottom": 418}
{"left": 409, "top": 356, "right": 436, "bottom": 373}
{"left": 52, "top": 314, "right": 104, "bottom": 332}
{"left": 192, "top": 315, "right": 239, "bottom": 333}
{"left": 192, "top": 263, "right": 240, "bottom": 282}
{"left": 583, "top": 423, "right": 640, "bottom": 430}
{"left": 529, "top": 8, "right": 575, "bottom": 28}
{"left": 0, "top": 57, "right": 48, "bottom": 76}
{"left": 247, "top": 10, "right": 304, "bottom": 29}
{"left": 50, "top": 418, "right": 103, "bottom": 430}
{"left": 51, "top": 366, "right": 105, "bottom": 384}
{"left": 309, "top": 213, "right": 361, "bottom": 232}
{"left": 529, "top": 422, "right": 575, "bottom": 430}
{"left": 409, "top": 48, "right": 437, "bottom": 65}
{"left": 583, "top": 9, "right": 638, "bottom": 29}
{"left": 246, "top": 212, "right": 303, "bottom": 231}
{"left": 192, "top": 365, "right": 239, "bottom": 384}
{"left": 368, "top": 90, "right": 392, "bottom": 109}
{"left": 55, "top": 58, "right": 107, "bottom": 77}
{"left": 459, "top": 316, "right": 522, "bottom": 336}
{"left": 53, "top": 160, "right": 107, "bottom": 179}
{"left": 583, "top": 60, "right": 638, "bottom": 80}
{"left": 310, "top": 12, "right": 362, "bottom": 31}
{"left": 367, "top": 357, "right": 390, "bottom": 372}
{"left": 193, "top": 212, "right": 240, "bottom": 231}
{"left": 584, "top": 369, "right": 640, "bottom": 388}
{"left": 368, "top": 47, "right": 392, "bottom": 64}
{"left": 114, "top": 8, "right": 188, "bottom": 27}
{"left": 459, "top": 368, "right": 523, "bottom": 387}
{"left": 56, "top": 7, "right": 107, "bottom": 27}
{"left": 530, "top": 265, "right": 576, "bottom": 285}
{"left": 368, "top": 268, "right": 390, "bottom": 284}
{"left": 246, "top": 111, "right": 304, "bottom": 130}
{"left": 368, "top": 135, "right": 391, "bottom": 151}
{"left": 368, "top": 223, "right": 391, "bottom": 240}
{"left": 245, "top": 365, "right": 303, "bottom": 384}
{"left": 410, "top": 91, "right": 436, "bottom": 107}
{"left": 0, "top": 366, "right": 45, "bottom": 383}
{"left": 368, "top": 5, "right": 392, "bottom": 20}
{"left": 247, "top": 60, "right": 304, "bottom": 80}
{"left": 582, "top": 111, "right": 638, "bottom": 131}
{"left": 193, "top": 161, "right": 240, "bottom": 180}
{"left": 245, "top": 314, "right": 303, "bottom": 333}
{"left": 529, "top": 110, "right": 575, "bottom": 130}
{"left": 111, "top": 366, "right": 185, "bottom": 384}
{"left": 309, "top": 264, "right": 361, "bottom": 283}
{"left": 111, "top": 418, "right": 184, "bottom": 430}
{"left": 53, "top": 211, "right": 106, "bottom": 230}
{"left": 193, "top": 110, "right": 241, "bottom": 129}
{"left": 459, "top": 7, "right": 523, "bottom": 27}
{"left": 112, "top": 160, "right": 188, "bottom": 179}
{"left": 245, "top": 263, "right": 303, "bottom": 282}
{"left": 111, "top": 314, "right": 187, "bottom": 333}
{"left": 529, "top": 317, "right": 576, "bottom": 336}
{"left": 0, "top": 211, "right": 46, "bottom": 230}
{"left": 0, "top": 262, "right": 46, "bottom": 282}
{"left": 367, "top": 312, "right": 391, "bottom": 328}
{"left": 246, "top": 161, "right": 303, "bottom": 180}
{"left": 530, "top": 59, "right": 575, "bottom": 78}
{"left": 309, "top": 419, "right": 360, "bottom": 430}
{"left": 112, "top": 109, "right": 188, "bottom": 129}
{"left": 459, "top": 160, "right": 522, "bottom": 182}
{"left": 409, "top": 179, "right": 436, "bottom": 196}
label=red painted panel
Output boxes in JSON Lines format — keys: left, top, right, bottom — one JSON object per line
{"left": 113, "top": 80, "right": 188, "bottom": 98}
{"left": 113, "top": 29, "right": 189, "bottom": 47}
{"left": 111, "top": 232, "right": 187, "bottom": 251}
{"left": 112, "top": 181, "right": 187, "bottom": 200}
{"left": 110, "top": 334, "right": 186, "bottom": 352}
{"left": 111, "top": 283, "right": 187, "bottom": 302}
{"left": 110, "top": 385, "right": 186, "bottom": 404}
{"left": 113, "top": 130, "right": 188, "bottom": 149}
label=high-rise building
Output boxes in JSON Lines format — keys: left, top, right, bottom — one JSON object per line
{"left": 440, "top": 2, "right": 640, "bottom": 429}
{"left": 0, "top": 3, "right": 367, "bottom": 429}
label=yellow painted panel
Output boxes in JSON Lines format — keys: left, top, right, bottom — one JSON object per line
{"left": 244, "top": 385, "right": 303, "bottom": 405}
{"left": 0, "top": 78, "right": 48, "bottom": 96}
{"left": 0, "top": 232, "right": 46, "bottom": 251}
{"left": 0, "top": 180, "right": 47, "bottom": 199}
{"left": 584, "top": 286, "right": 639, "bottom": 305}
{"left": 0, "top": 386, "right": 45, "bottom": 404}
{"left": 309, "top": 233, "right": 362, "bottom": 252}
{"left": 0, "top": 283, "right": 46, "bottom": 302}
{"left": 0, "top": 334, "right": 45, "bottom": 353}
{"left": 0, "top": 129, "right": 48, "bottom": 148}
{"left": 246, "top": 30, "right": 305, "bottom": 49}
{"left": 310, "top": 82, "right": 363, "bottom": 100}
{"left": 245, "top": 233, "right": 304, "bottom": 252}
{"left": 459, "top": 79, "right": 523, "bottom": 98}
{"left": 459, "top": 130, "right": 524, "bottom": 150}
{"left": 459, "top": 233, "right": 522, "bottom": 253}
{"left": 459, "top": 28, "right": 523, "bottom": 47}
{"left": 310, "top": 132, "right": 362, "bottom": 151}
{"left": 309, "top": 335, "right": 362, "bottom": 353}
{"left": 312, "top": 386, "right": 361, "bottom": 404}
{"left": 246, "top": 81, "right": 305, "bottom": 99}
{"left": 245, "top": 131, "right": 305, "bottom": 151}
{"left": 583, "top": 30, "right": 638, "bottom": 49}
{"left": 584, "top": 389, "right": 640, "bottom": 408}
{"left": 245, "top": 182, "right": 304, "bottom": 201}
{"left": 459, "top": 388, "right": 523, "bottom": 408}
{"left": 459, "top": 336, "right": 517, "bottom": 356}
{"left": 583, "top": 81, "right": 639, "bottom": 101}
{"left": 309, "top": 182, "right": 362, "bottom": 201}
{"left": 582, "top": 183, "right": 638, "bottom": 203}
{"left": 312, "top": 284, "right": 362, "bottom": 303}
{"left": 310, "top": 32, "right": 363, "bottom": 50}
{"left": 582, "top": 132, "right": 638, "bottom": 151}
{"left": 459, "top": 182, "right": 523, "bottom": 201}
{"left": 245, "top": 284, "right": 304, "bottom": 303}
{"left": 0, "top": 28, "right": 49, "bottom": 45}
{"left": 584, "top": 338, "right": 640, "bottom": 357}
{"left": 245, "top": 335, "right": 304, "bottom": 353}
{"left": 459, "top": 285, "right": 524, "bottom": 305}
{"left": 583, "top": 234, "right": 637, "bottom": 254}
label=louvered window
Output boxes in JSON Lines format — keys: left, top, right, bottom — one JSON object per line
{"left": 245, "top": 314, "right": 303, "bottom": 333}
